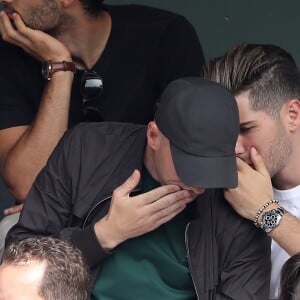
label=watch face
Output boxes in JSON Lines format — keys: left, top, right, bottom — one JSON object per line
{"left": 263, "top": 212, "right": 277, "bottom": 233}
{"left": 41, "top": 61, "right": 76, "bottom": 80}
{"left": 261, "top": 209, "right": 283, "bottom": 233}
{"left": 264, "top": 212, "right": 278, "bottom": 225}
{"left": 42, "top": 62, "right": 51, "bottom": 80}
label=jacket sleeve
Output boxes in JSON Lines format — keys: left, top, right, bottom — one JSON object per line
{"left": 5, "top": 126, "right": 109, "bottom": 268}
{"left": 215, "top": 200, "right": 271, "bottom": 299}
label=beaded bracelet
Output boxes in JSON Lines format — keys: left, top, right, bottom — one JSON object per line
{"left": 253, "top": 199, "right": 279, "bottom": 227}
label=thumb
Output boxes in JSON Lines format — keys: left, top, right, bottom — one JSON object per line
{"left": 114, "top": 169, "right": 141, "bottom": 197}
{"left": 250, "top": 147, "right": 269, "bottom": 176}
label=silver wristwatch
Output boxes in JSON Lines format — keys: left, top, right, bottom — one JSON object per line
{"left": 260, "top": 207, "right": 286, "bottom": 233}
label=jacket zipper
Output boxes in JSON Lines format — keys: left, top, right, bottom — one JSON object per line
{"left": 185, "top": 222, "right": 200, "bottom": 300}
{"left": 82, "top": 187, "right": 142, "bottom": 228}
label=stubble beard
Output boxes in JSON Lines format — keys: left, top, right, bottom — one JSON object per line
{"left": 266, "top": 123, "right": 292, "bottom": 179}
{"left": 24, "top": 0, "right": 61, "bottom": 34}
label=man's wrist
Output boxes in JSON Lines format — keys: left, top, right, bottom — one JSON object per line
{"left": 94, "top": 218, "right": 122, "bottom": 251}
{"left": 42, "top": 60, "right": 76, "bottom": 80}
{"left": 49, "top": 69, "right": 75, "bottom": 81}
{"left": 253, "top": 199, "right": 280, "bottom": 227}
{"left": 257, "top": 203, "right": 281, "bottom": 224}
{"left": 260, "top": 206, "right": 286, "bottom": 233}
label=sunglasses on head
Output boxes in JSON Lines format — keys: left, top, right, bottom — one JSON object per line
{"left": 80, "top": 70, "right": 104, "bottom": 121}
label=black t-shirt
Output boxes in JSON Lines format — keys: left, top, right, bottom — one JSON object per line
{"left": 0, "top": 4, "right": 205, "bottom": 129}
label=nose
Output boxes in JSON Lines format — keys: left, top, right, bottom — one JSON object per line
{"left": 235, "top": 134, "right": 245, "bottom": 157}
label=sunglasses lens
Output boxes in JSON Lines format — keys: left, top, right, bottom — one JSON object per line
{"left": 82, "top": 77, "right": 103, "bottom": 101}
{"left": 80, "top": 70, "right": 104, "bottom": 121}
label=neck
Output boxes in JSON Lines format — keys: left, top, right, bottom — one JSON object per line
{"left": 56, "top": 9, "right": 111, "bottom": 69}
{"left": 144, "top": 146, "right": 160, "bottom": 183}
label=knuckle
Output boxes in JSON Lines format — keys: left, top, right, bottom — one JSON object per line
{"left": 17, "top": 26, "right": 26, "bottom": 34}
{"left": 158, "top": 207, "right": 170, "bottom": 218}
{"left": 125, "top": 174, "right": 138, "bottom": 188}
{"left": 1, "top": 32, "right": 9, "bottom": 41}
{"left": 163, "top": 207, "right": 170, "bottom": 216}
{"left": 167, "top": 185, "right": 179, "bottom": 193}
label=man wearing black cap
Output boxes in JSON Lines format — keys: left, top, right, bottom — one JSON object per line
{"left": 7, "top": 78, "right": 270, "bottom": 299}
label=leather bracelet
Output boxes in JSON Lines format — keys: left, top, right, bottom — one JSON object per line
{"left": 253, "top": 199, "right": 279, "bottom": 227}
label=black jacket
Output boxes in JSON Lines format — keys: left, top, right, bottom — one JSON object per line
{"left": 7, "top": 122, "right": 271, "bottom": 299}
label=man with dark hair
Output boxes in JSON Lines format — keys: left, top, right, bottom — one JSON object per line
{"left": 7, "top": 78, "right": 270, "bottom": 299}
{"left": 203, "top": 43, "right": 300, "bottom": 299}
{"left": 0, "top": 236, "right": 91, "bottom": 300}
{"left": 0, "top": 0, "right": 204, "bottom": 244}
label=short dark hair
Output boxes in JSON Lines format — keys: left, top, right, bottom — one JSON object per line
{"left": 79, "top": 0, "right": 104, "bottom": 16}
{"left": 280, "top": 253, "right": 300, "bottom": 300}
{"left": 2, "top": 237, "right": 91, "bottom": 300}
{"left": 203, "top": 43, "right": 300, "bottom": 118}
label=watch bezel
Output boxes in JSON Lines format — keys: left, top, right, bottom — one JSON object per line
{"left": 260, "top": 207, "right": 285, "bottom": 233}
{"left": 42, "top": 61, "right": 76, "bottom": 81}
{"left": 42, "top": 62, "right": 52, "bottom": 81}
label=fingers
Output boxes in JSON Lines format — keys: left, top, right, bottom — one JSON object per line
{"left": 141, "top": 184, "right": 182, "bottom": 205}
{"left": 236, "top": 157, "right": 248, "bottom": 171}
{"left": 10, "top": 13, "right": 27, "bottom": 33}
{"left": 0, "top": 12, "right": 30, "bottom": 48}
{"left": 149, "top": 189, "right": 194, "bottom": 212}
{"left": 0, "top": 11, "right": 4, "bottom": 34}
{"left": 153, "top": 203, "right": 186, "bottom": 226}
{"left": 147, "top": 192, "right": 195, "bottom": 229}
{"left": 0, "top": 11, "right": 15, "bottom": 39}
{"left": 112, "top": 169, "right": 141, "bottom": 199}
{"left": 4, "top": 204, "right": 24, "bottom": 216}
{"left": 142, "top": 189, "right": 195, "bottom": 231}
{"left": 250, "top": 147, "right": 269, "bottom": 175}
{"left": 10, "top": 13, "right": 32, "bottom": 42}
{"left": 0, "top": 11, "right": 16, "bottom": 38}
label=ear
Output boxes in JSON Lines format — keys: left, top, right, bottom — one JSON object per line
{"left": 283, "top": 99, "right": 300, "bottom": 132}
{"left": 146, "top": 121, "right": 162, "bottom": 151}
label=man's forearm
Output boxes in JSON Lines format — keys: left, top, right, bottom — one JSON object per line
{"left": 268, "top": 212, "right": 300, "bottom": 255}
{"left": 1, "top": 71, "right": 74, "bottom": 201}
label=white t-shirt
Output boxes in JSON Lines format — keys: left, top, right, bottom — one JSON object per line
{"left": 269, "top": 185, "right": 300, "bottom": 299}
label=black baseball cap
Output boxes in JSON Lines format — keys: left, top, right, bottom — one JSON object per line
{"left": 155, "top": 77, "right": 239, "bottom": 188}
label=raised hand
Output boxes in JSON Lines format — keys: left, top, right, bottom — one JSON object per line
{"left": 224, "top": 147, "right": 274, "bottom": 221}
{"left": 0, "top": 11, "right": 71, "bottom": 62}
{"left": 94, "top": 169, "right": 196, "bottom": 250}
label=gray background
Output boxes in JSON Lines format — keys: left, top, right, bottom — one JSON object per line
{"left": 0, "top": 1, "right": 299, "bottom": 218}
{"left": 106, "top": 0, "right": 300, "bottom": 65}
